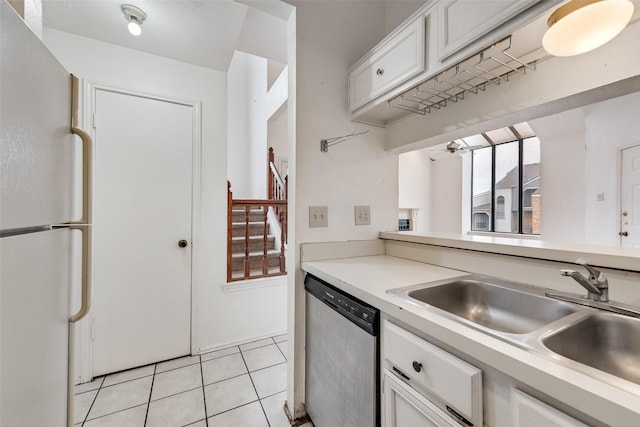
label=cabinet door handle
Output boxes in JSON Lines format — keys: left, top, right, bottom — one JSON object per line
{"left": 412, "top": 361, "right": 423, "bottom": 372}
{"left": 619, "top": 231, "right": 628, "bottom": 237}
{"left": 376, "top": 68, "right": 384, "bottom": 76}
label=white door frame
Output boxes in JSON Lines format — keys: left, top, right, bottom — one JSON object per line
{"left": 619, "top": 142, "right": 640, "bottom": 247}
{"left": 75, "top": 80, "right": 202, "bottom": 383}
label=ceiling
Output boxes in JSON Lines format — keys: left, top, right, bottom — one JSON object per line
{"left": 42, "top": 0, "right": 290, "bottom": 71}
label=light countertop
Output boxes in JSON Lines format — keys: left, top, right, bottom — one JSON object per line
{"left": 301, "top": 254, "right": 640, "bottom": 426}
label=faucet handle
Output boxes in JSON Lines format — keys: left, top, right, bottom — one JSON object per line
{"left": 574, "top": 258, "right": 600, "bottom": 279}
{"left": 574, "top": 258, "right": 608, "bottom": 287}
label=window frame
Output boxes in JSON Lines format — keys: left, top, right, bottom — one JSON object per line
{"left": 471, "top": 137, "right": 539, "bottom": 235}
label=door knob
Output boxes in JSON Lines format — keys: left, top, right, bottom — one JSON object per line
{"left": 619, "top": 231, "right": 629, "bottom": 237}
{"left": 412, "top": 361, "right": 423, "bottom": 373}
{"left": 178, "top": 239, "right": 188, "bottom": 248}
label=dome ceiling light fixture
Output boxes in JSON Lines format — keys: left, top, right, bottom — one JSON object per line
{"left": 121, "top": 4, "right": 147, "bottom": 36}
{"left": 542, "top": 0, "right": 634, "bottom": 57}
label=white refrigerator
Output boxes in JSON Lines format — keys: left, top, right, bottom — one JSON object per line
{"left": 1, "top": 2, "right": 92, "bottom": 426}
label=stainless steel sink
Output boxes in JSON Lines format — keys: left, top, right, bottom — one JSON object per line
{"left": 388, "top": 275, "right": 578, "bottom": 334}
{"left": 387, "top": 274, "right": 640, "bottom": 391}
{"left": 543, "top": 313, "right": 640, "bottom": 386}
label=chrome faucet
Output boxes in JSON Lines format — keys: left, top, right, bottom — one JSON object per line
{"left": 548, "top": 259, "right": 640, "bottom": 318}
{"left": 560, "top": 258, "right": 609, "bottom": 302}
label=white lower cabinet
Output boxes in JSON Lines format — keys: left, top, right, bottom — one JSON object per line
{"left": 382, "top": 320, "right": 483, "bottom": 427}
{"left": 512, "top": 389, "right": 588, "bottom": 427}
{"left": 384, "top": 369, "right": 460, "bottom": 427}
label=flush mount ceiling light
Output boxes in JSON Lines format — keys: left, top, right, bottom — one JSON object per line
{"left": 543, "top": 0, "right": 634, "bottom": 56}
{"left": 121, "top": 4, "right": 146, "bottom": 36}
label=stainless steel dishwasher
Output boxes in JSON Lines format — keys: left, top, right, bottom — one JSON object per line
{"left": 305, "top": 273, "right": 379, "bottom": 427}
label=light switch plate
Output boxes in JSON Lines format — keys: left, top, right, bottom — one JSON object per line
{"left": 355, "top": 205, "right": 371, "bottom": 225}
{"left": 309, "top": 206, "right": 328, "bottom": 227}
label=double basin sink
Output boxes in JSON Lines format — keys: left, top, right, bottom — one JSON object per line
{"left": 387, "top": 275, "right": 640, "bottom": 389}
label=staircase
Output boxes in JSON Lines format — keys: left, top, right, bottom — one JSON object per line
{"left": 229, "top": 207, "right": 283, "bottom": 280}
{"left": 227, "top": 147, "right": 288, "bottom": 282}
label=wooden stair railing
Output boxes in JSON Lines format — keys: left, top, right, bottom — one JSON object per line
{"left": 227, "top": 181, "right": 287, "bottom": 282}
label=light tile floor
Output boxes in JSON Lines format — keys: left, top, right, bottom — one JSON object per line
{"left": 74, "top": 334, "right": 311, "bottom": 427}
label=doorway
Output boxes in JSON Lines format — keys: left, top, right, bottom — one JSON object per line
{"left": 91, "top": 85, "right": 198, "bottom": 376}
{"left": 621, "top": 144, "right": 640, "bottom": 248}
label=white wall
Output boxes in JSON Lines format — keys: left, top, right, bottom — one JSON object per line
{"left": 268, "top": 104, "right": 289, "bottom": 176}
{"left": 43, "top": 29, "right": 287, "bottom": 365}
{"left": 529, "top": 108, "right": 587, "bottom": 243}
{"left": 530, "top": 91, "right": 640, "bottom": 245}
{"left": 584, "top": 91, "right": 640, "bottom": 245}
{"left": 398, "top": 150, "right": 431, "bottom": 232}
{"left": 286, "top": 0, "right": 394, "bottom": 419}
{"left": 429, "top": 154, "right": 464, "bottom": 233}
{"left": 228, "top": 51, "right": 289, "bottom": 198}
{"left": 384, "top": 0, "right": 427, "bottom": 36}
{"left": 227, "top": 52, "right": 252, "bottom": 198}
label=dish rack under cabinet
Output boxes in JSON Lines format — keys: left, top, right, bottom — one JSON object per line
{"left": 388, "top": 36, "right": 543, "bottom": 116}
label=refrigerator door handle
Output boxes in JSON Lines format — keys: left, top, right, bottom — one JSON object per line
{"left": 70, "top": 126, "right": 93, "bottom": 225}
{"left": 67, "top": 76, "right": 93, "bottom": 323}
{"left": 70, "top": 75, "right": 93, "bottom": 226}
{"left": 69, "top": 224, "right": 92, "bottom": 323}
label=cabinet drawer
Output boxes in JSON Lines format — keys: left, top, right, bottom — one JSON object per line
{"left": 348, "top": 16, "right": 425, "bottom": 112}
{"left": 437, "top": 0, "right": 542, "bottom": 60}
{"left": 383, "top": 321, "right": 482, "bottom": 427}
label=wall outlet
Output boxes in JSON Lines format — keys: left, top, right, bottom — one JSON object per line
{"left": 355, "top": 205, "right": 371, "bottom": 225}
{"left": 309, "top": 206, "right": 328, "bottom": 227}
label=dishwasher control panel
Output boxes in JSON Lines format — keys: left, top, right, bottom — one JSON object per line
{"left": 305, "top": 273, "right": 378, "bottom": 335}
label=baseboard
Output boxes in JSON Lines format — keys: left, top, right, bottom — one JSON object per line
{"left": 198, "top": 329, "right": 288, "bottom": 355}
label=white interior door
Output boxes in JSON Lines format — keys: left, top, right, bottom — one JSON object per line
{"left": 621, "top": 144, "right": 640, "bottom": 248}
{"left": 92, "top": 88, "right": 193, "bottom": 376}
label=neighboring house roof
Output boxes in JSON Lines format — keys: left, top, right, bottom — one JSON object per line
{"left": 524, "top": 175, "right": 540, "bottom": 190}
{"left": 473, "top": 204, "right": 490, "bottom": 212}
{"left": 472, "top": 163, "right": 540, "bottom": 210}
{"left": 495, "top": 163, "right": 540, "bottom": 189}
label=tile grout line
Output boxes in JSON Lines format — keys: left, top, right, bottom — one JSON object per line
{"left": 198, "top": 355, "right": 210, "bottom": 427}
{"left": 239, "top": 346, "right": 272, "bottom": 427}
{"left": 80, "top": 376, "right": 105, "bottom": 426}
{"left": 199, "top": 347, "right": 240, "bottom": 363}
{"left": 98, "top": 373, "right": 155, "bottom": 390}
{"left": 273, "top": 337, "right": 288, "bottom": 361}
{"left": 143, "top": 363, "right": 157, "bottom": 427}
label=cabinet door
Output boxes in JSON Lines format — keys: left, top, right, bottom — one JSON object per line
{"left": 438, "top": 0, "right": 541, "bottom": 60}
{"left": 512, "top": 389, "right": 588, "bottom": 427}
{"left": 384, "top": 370, "right": 459, "bottom": 427}
{"left": 349, "top": 15, "right": 425, "bottom": 112}
{"left": 383, "top": 321, "right": 482, "bottom": 426}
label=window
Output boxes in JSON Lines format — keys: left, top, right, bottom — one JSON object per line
{"left": 496, "top": 196, "right": 505, "bottom": 220}
{"left": 473, "top": 213, "right": 490, "bottom": 230}
{"left": 471, "top": 135, "right": 540, "bottom": 235}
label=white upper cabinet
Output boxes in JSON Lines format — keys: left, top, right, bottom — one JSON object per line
{"left": 437, "top": 0, "right": 542, "bottom": 60}
{"left": 349, "top": 15, "right": 426, "bottom": 112}
{"left": 347, "top": 0, "right": 557, "bottom": 126}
